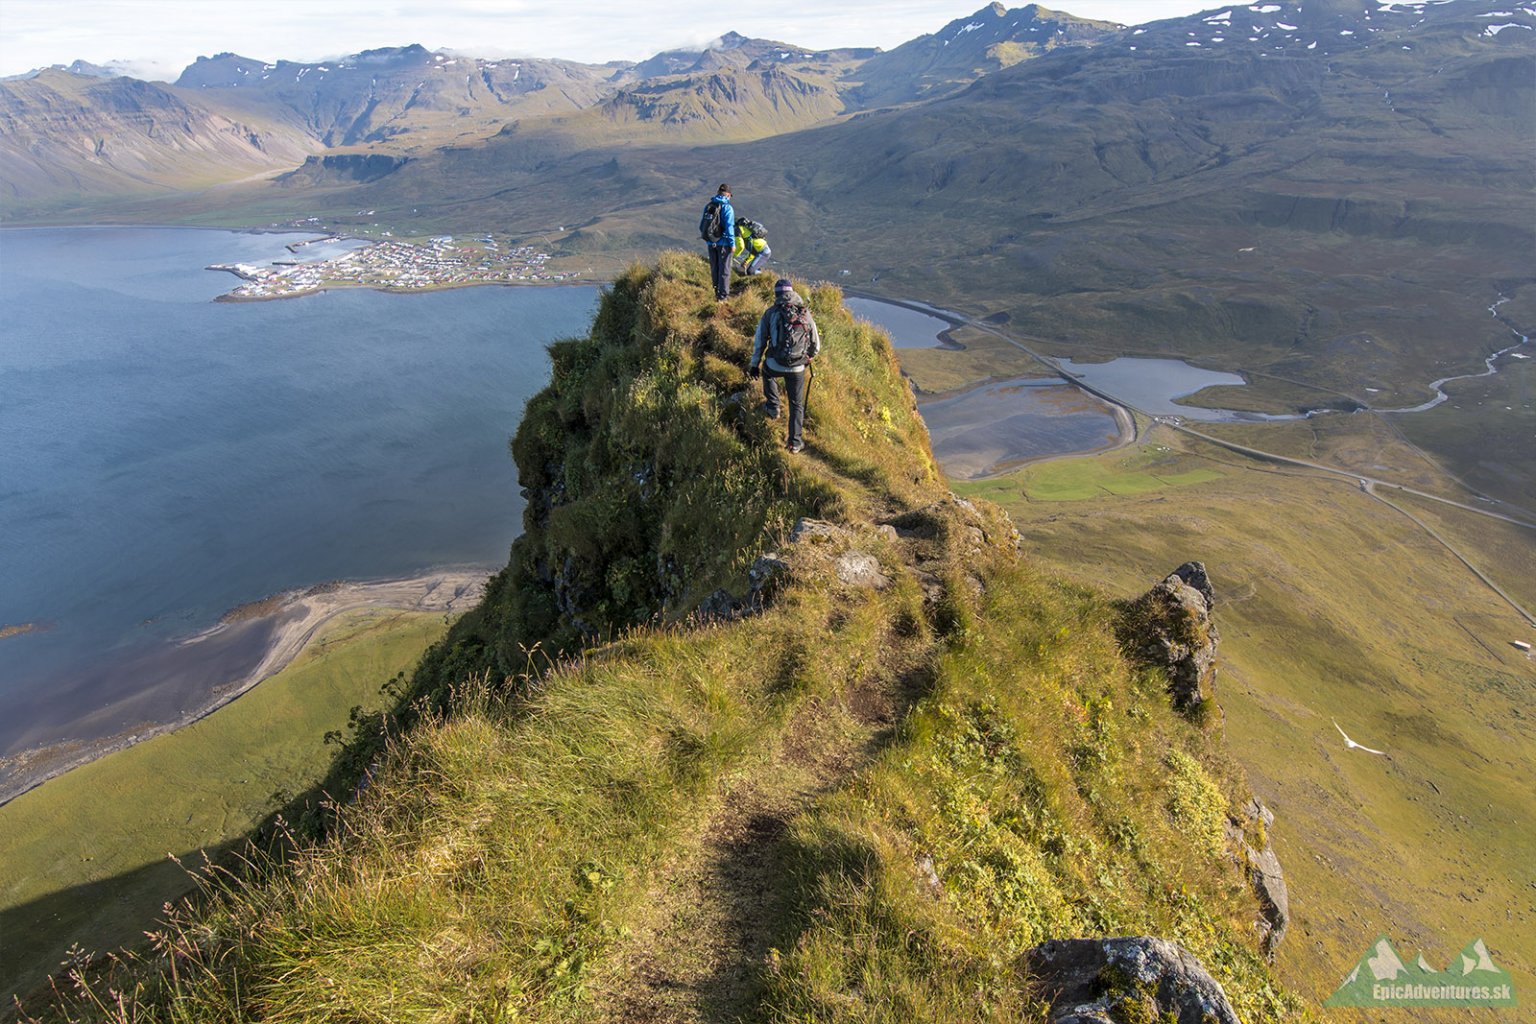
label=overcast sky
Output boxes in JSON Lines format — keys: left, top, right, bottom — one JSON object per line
{"left": 1, "top": 1, "right": 1216, "bottom": 80}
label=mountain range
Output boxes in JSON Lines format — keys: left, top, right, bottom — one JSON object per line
{"left": 2, "top": 1, "right": 1532, "bottom": 433}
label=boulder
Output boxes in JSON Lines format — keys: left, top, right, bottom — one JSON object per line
{"left": 1026, "top": 936, "right": 1241, "bottom": 1024}
{"left": 835, "top": 550, "right": 890, "bottom": 590}
{"left": 789, "top": 517, "right": 843, "bottom": 544}
{"left": 883, "top": 493, "right": 1022, "bottom": 553}
{"left": 1121, "top": 561, "right": 1220, "bottom": 713}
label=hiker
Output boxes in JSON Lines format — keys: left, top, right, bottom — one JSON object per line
{"left": 748, "top": 278, "right": 821, "bottom": 454}
{"left": 731, "top": 216, "right": 771, "bottom": 276}
{"left": 699, "top": 183, "right": 735, "bottom": 301}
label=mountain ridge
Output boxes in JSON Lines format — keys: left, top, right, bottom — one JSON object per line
{"left": 22, "top": 256, "right": 1304, "bottom": 1023}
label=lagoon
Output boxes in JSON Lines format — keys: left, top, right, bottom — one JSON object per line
{"left": 918, "top": 379, "right": 1124, "bottom": 479}
{"left": 0, "top": 227, "right": 597, "bottom": 764}
{"left": 1056, "top": 356, "right": 1288, "bottom": 421}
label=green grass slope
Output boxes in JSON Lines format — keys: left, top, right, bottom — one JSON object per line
{"left": 21, "top": 257, "right": 1302, "bottom": 1023}
{"left": 965, "top": 430, "right": 1536, "bottom": 1019}
{"left": 0, "top": 609, "right": 452, "bottom": 1003}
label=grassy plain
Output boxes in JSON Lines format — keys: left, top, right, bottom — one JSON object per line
{"left": 1384, "top": 489, "right": 1536, "bottom": 619}
{"left": 0, "top": 608, "right": 450, "bottom": 1001}
{"left": 960, "top": 447, "right": 1224, "bottom": 503}
{"left": 1197, "top": 410, "right": 1480, "bottom": 503}
{"left": 964, "top": 427, "right": 1536, "bottom": 1019}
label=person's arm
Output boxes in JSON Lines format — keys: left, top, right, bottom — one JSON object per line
{"left": 807, "top": 315, "right": 822, "bottom": 361}
{"left": 749, "top": 311, "right": 770, "bottom": 372}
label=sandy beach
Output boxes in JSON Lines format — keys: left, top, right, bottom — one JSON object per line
{"left": 0, "top": 569, "right": 488, "bottom": 806}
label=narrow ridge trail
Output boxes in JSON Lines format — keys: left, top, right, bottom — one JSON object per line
{"left": 589, "top": 619, "right": 930, "bottom": 1023}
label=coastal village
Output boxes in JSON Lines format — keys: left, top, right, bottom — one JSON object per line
{"left": 209, "top": 234, "right": 567, "bottom": 300}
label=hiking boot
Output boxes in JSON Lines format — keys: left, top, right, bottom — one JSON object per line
{"left": 759, "top": 402, "right": 780, "bottom": 419}
{"left": 787, "top": 440, "right": 805, "bottom": 454}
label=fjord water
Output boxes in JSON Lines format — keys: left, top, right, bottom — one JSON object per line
{"left": 0, "top": 227, "right": 597, "bottom": 757}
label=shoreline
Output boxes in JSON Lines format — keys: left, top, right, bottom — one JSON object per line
{"left": 0, "top": 569, "right": 490, "bottom": 807}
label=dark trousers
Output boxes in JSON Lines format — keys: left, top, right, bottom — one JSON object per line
{"left": 762, "top": 367, "right": 808, "bottom": 447}
{"left": 708, "top": 244, "right": 731, "bottom": 300}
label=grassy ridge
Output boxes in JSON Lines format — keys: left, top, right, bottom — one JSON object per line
{"left": 23, "top": 257, "right": 1298, "bottom": 1022}
{"left": 0, "top": 609, "right": 451, "bottom": 1002}
{"left": 417, "top": 252, "right": 940, "bottom": 683}
{"left": 759, "top": 564, "right": 1298, "bottom": 1022}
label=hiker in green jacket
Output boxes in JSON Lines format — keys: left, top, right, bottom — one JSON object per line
{"left": 731, "top": 217, "right": 771, "bottom": 276}
{"left": 748, "top": 279, "right": 821, "bottom": 453}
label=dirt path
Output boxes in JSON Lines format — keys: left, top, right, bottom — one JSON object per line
{"left": 589, "top": 642, "right": 921, "bottom": 1023}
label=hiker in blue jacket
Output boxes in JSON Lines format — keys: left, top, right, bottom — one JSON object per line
{"left": 748, "top": 278, "right": 821, "bottom": 453}
{"left": 700, "top": 184, "right": 735, "bottom": 301}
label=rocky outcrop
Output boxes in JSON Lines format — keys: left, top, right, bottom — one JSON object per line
{"left": 1120, "top": 561, "right": 1219, "bottom": 714}
{"left": 1026, "top": 937, "right": 1241, "bottom": 1024}
{"left": 697, "top": 516, "right": 892, "bottom": 620}
{"left": 696, "top": 493, "right": 1023, "bottom": 622}
{"left": 883, "top": 493, "right": 1022, "bottom": 605}
{"left": 1225, "top": 797, "right": 1290, "bottom": 957}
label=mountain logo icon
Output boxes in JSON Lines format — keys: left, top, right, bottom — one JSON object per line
{"left": 1326, "top": 936, "right": 1518, "bottom": 1007}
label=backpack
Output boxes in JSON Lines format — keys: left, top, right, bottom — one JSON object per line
{"left": 770, "top": 302, "right": 813, "bottom": 368}
{"left": 741, "top": 219, "right": 765, "bottom": 240}
{"left": 699, "top": 198, "right": 725, "bottom": 242}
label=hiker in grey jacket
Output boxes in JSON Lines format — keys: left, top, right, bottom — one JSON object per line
{"left": 748, "top": 278, "right": 821, "bottom": 453}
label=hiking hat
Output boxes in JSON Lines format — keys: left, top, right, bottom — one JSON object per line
{"left": 774, "top": 278, "right": 793, "bottom": 296}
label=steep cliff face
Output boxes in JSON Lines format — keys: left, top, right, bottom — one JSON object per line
{"left": 593, "top": 63, "right": 848, "bottom": 136}
{"left": 176, "top": 46, "right": 618, "bottom": 148}
{"left": 0, "top": 70, "right": 310, "bottom": 212}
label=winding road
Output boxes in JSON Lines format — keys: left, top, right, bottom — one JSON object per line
{"left": 875, "top": 294, "right": 1536, "bottom": 629}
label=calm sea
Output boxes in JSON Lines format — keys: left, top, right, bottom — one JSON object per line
{"left": 0, "top": 227, "right": 598, "bottom": 755}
